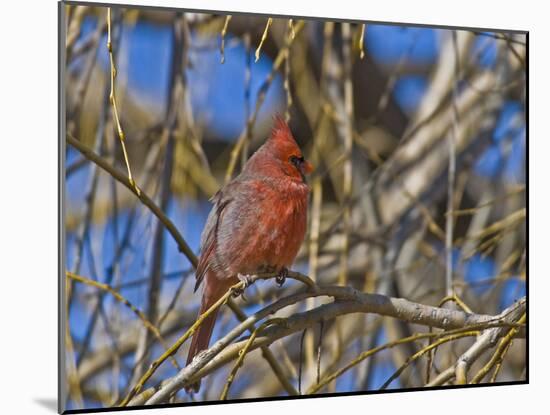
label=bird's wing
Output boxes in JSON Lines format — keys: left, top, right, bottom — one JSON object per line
{"left": 194, "top": 189, "right": 231, "bottom": 292}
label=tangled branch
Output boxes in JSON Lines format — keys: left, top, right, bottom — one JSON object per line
{"left": 135, "top": 280, "right": 525, "bottom": 405}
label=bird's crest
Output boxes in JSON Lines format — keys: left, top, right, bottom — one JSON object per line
{"left": 269, "top": 114, "right": 298, "bottom": 146}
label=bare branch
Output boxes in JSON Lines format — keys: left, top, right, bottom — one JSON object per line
{"left": 141, "top": 280, "right": 525, "bottom": 404}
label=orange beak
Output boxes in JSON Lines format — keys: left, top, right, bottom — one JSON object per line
{"left": 302, "top": 160, "right": 314, "bottom": 175}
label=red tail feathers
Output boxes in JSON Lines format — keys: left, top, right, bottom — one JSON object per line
{"left": 185, "top": 279, "right": 227, "bottom": 393}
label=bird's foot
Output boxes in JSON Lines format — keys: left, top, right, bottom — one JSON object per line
{"left": 276, "top": 267, "right": 289, "bottom": 287}
{"left": 231, "top": 286, "right": 246, "bottom": 300}
{"left": 233, "top": 273, "right": 253, "bottom": 299}
{"left": 238, "top": 272, "right": 254, "bottom": 288}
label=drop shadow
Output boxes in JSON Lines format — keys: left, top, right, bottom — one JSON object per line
{"left": 34, "top": 398, "right": 58, "bottom": 413}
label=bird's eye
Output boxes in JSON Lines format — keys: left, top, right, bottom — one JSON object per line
{"left": 289, "top": 155, "right": 304, "bottom": 167}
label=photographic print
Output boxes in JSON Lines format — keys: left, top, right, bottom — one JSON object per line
{"left": 60, "top": 1, "right": 527, "bottom": 412}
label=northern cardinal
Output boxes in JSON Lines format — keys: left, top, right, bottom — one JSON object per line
{"left": 186, "top": 116, "right": 313, "bottom": 392}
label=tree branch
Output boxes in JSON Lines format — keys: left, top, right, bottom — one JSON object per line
{"left": 141, "top": 281, "right": 525, "bottom": 405}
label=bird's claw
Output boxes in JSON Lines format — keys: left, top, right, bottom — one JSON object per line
{"left": 231, "top": 287, "right": 244, "bottom": 299}
{"left": 234, "top": 273, "right": 253, "bottom": 300}
{"left": 276, "top": 267, "right": 288, "bottom": 287}
{"left": 238, "top": 273, "right": 254, "bottom": 287}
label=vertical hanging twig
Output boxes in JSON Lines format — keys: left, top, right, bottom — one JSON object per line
{"left": 255, "top": 17, "right": 273, "bottom": 62}
{"left": 358, "top": 23, "right": 366, "bottom": 59}
{"left": 288, "top": 19, "right": 296, "bottom": 40}
{"left": 220, "top": 15, "right": 232, "bottom": 64}
{"left": 107, "top": 7, "right": 140, "bottom": 195}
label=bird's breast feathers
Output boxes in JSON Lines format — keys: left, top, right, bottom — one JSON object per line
{"left": 244, "top": 180, "right": 308, "bottom": 270}
{"left": 198, "top": 175, "right": 309, "bottom": 285}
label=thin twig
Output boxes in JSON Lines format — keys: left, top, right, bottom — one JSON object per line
{"left": 219, "top": 15, "right": 232, "bottom": 64}
{"left": 220, "top": 319, "right": 286, "bottom": 400}
{"left": 255, "top": 18, "right": 273, "bottom": 62}
{"left": 358, "top": 24, "right": 366, "bottom": 59}
{"left": 288, "top": 19, "right": 296, "bottom": 40}
{"left": 107, "top": 7, "right": 140, "bottom": 195}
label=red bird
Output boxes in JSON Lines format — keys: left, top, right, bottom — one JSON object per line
{"left": 186, "top": 116, "right": 313, "bottom": 392}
